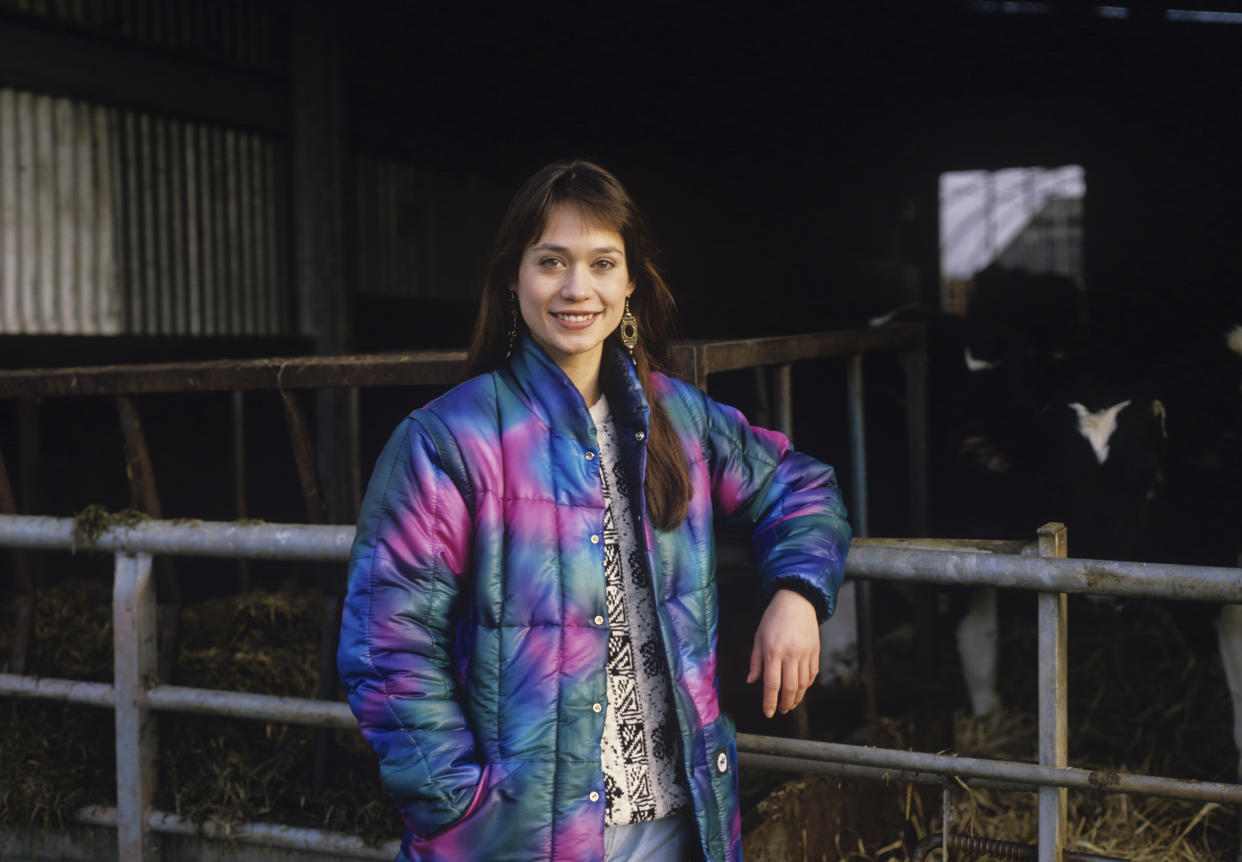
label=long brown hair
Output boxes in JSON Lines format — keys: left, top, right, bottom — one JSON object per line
{"left": 467, "top": 160, "right": 692, "bottom": 529}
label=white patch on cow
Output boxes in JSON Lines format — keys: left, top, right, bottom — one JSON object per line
{"left": 1216, "top": 603, "right": 1242, "bottom": 781}
{"left": 818, "top": 580, "right": 859, "bottom": 687}
{"left": 956, "top": 587, "right": 1000, "bottom": 716}
{"left": 964, "top": 347, "right": 999, "bottom": 373}
{"left": 1068, "top": 399, "right": 1132, "bottom": 464}
{"left": 1226, "top": 324, "right": 1242, "bottom": 358}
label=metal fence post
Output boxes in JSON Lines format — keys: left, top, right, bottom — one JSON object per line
{"left": 846, "top": 352, "right": 879, "bottom": 721}
{"left": 114, "top": 551, "right": 158, "bottom": 861}
{"left": 1037, "top": 523, "right": 1068, "bottom": 862}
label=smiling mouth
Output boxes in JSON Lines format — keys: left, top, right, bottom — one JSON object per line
{"left": 552, "top": 312, "right": 600, "bottom": 323}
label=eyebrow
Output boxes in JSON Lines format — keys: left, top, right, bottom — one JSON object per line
{"left": 529, "top": 243, "right": 624, "bottom": 256}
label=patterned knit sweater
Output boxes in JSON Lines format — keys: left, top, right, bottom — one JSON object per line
{"left": 589, "top": 395, "right": 691, "bottom": 825}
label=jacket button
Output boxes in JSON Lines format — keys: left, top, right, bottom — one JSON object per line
{"left": 635, "top": 431, "right": 645, "bottom": 441}
{"left": 592, "top": 702, "right": 602, "bottom": 713}
{"left": 590, "top": 534, "right": 600, "bottom": 544}
{"left": 594, "top": 615, "right": 604, "bottom": 626}
{"left": 585, "top": 451, "right": 595, "bottom": 461}
{"left": 589, "top": 791, "right": 600, "bottom": 803}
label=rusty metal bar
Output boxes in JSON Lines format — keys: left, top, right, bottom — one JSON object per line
{"left": 116, "top": 394, "right": 180, "bottom": 683}
{"left": 677, "top": 326, "right": 927, "bottom": 380}
{"left": 280, "top": 389, "right": 326, "bottom": 524}
{"left": 113, "top": 551, "right": 158, "bottom": 861}
{"left": 0, "top": 328, "right": 927, "bottom": 399}
{"left": 1038, "top": 523, "right": 1069, "bottom": 862}
{"left": 0, "top": 350, "right": 470, "bottom": 397}
{"left": 116, "top": 395, "right": 163, "bottom": 517}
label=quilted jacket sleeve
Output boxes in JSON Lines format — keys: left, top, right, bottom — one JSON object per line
{"left": 337, "top": 414, "right": 480, "bottom": 836}
{"left": 698, "top": 389, "right": 852, "bottom": 623}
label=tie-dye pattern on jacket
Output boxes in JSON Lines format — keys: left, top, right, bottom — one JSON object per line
{"left": 338, "top": 337, "right": 851, "bottom": 862}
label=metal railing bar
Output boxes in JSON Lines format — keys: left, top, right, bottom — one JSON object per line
{"left": 0, "top": 515, "right": 352, "bottom": 560}
{"left": 0, "top": 673, "right": 353, "bottom": 727}
{"left": 4, "top": 515, "right": 1238, "bottom": 604}
{"left": 738, "top": 733, "right": 1242, "bottom": 804}
{"left": 0, "top": 674, "right": 115, "bottom": 706}
{"left": 76, "top": 806, "right": 399, "bottom": 860}
{"left": 147, "top": 685, "right": 355, "bottom": 728}
{"left": 741, "top": 751, "right": 1038, "bottom": 793}
{"left": 11, "top": 671, "right": 1233, "bottom": 807}
{"left": 847, "top": 545, "right": 1242, "bottom": 604}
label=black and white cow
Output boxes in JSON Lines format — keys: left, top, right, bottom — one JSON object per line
{"left": 825, "top": 276, "right": 1242, "bottom": 794}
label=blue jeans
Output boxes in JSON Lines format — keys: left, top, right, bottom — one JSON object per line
{"left": 603, "top": 813, "right": 696, "bottom": 861}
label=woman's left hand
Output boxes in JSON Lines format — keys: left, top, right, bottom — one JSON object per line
{"left": 747, "top": 588, "right": 820, "bottom": 718}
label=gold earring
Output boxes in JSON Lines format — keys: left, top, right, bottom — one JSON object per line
{"left": 506, "top": 291, "right": 519, "bottom": 358}
{"left": 619, "top": 296, "right": 638, "bottom": 357}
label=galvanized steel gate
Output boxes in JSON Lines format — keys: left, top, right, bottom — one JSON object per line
{"left": 2, "top": 515, "right": 1240, "bottom": 861}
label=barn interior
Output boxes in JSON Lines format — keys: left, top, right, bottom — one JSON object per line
{"left": 2, "top": 1, "right": 1242, "bottom": 859}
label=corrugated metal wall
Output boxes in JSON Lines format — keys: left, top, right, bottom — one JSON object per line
{"left": 0, "top": 86, "right": 291, "bottom": 336}
{"left": 115, "top": 111, "right": 288, "bottom": 336}
{"left": 0, "top": 88, "right": 117, "bottom": 335}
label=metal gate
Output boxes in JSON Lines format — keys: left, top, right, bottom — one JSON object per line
{"left": 2, "top": 514, "right": 1240, "bottom": 861}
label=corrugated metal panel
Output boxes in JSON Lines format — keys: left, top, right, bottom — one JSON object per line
{"left": 0, "top": 87, "right": 117, "bottom": 335}
{"left": 114, "top": 110, "right": 289, "bottom": 336}
{"left": 0, "top": 86, "right": 290, "bottom": 337}
{"left": 0, "top": 0, "right": 284, "bottom": 72}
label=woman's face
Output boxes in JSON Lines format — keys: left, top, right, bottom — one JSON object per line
{"left": 514, "top": 202, "right": 633, "bottom": 386}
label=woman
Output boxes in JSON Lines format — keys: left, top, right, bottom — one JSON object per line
{"left": 338, "top": 160, "right": 851, "bottom": 862}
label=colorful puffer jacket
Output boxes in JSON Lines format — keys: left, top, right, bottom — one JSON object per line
{"left": 338, "top": 337, "right": 851, "bottom": 862}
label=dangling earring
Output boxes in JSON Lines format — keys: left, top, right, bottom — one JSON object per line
{"left": 505, "top": 291, "right": 519, "bottom": 358}
{"left": 619, "top": 296, "right": 638, "bottom": 357}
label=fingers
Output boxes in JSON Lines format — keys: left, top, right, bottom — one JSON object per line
{"left": 746, "top": 640, "right": 762, "bottom": 686}
{"left": 749, "top": 588, "right": 821, "bottom": 718}
{"left": 757, "top": 651, "right": 816, "bottom": 717}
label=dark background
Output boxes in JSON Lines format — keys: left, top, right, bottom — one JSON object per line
{"left": 345, "top": 1, "right": 1242, "bottom": 346}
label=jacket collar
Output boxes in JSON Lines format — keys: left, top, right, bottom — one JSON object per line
{"left": 503, "top": 336, "right": 650, "bottom": 440}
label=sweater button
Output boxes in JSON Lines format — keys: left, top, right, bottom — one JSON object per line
{"left": 593, "top": 615, "right": 604, "bottom": 626}
{"left": 590, "top": 534, "right": 600, "bottom": 544}
{"left": 592, "top": 702, "right": 602, "bottom": 713}
{"left": 589, "top": 791, "right": 600, "bottom": 803}
{"left": 584, "top": 451, "right": 595, "bottom": 461}
{"left": 634, "top": 431, "right": 645, "bottom": 441}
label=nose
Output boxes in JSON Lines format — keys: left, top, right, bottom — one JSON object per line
{"left": 558, "top": 264, "right": 590, "bottom": 300}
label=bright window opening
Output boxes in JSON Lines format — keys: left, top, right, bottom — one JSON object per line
{"left": 939, "top": 165, "right": 1085, "bottom": 314}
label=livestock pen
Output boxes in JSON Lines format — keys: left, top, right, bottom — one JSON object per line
{"left": 2, "top": 328, "right": 1241, "bottom": 860}
{"left": 2, "top": 516, "right": 1240, "bottom": 861}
